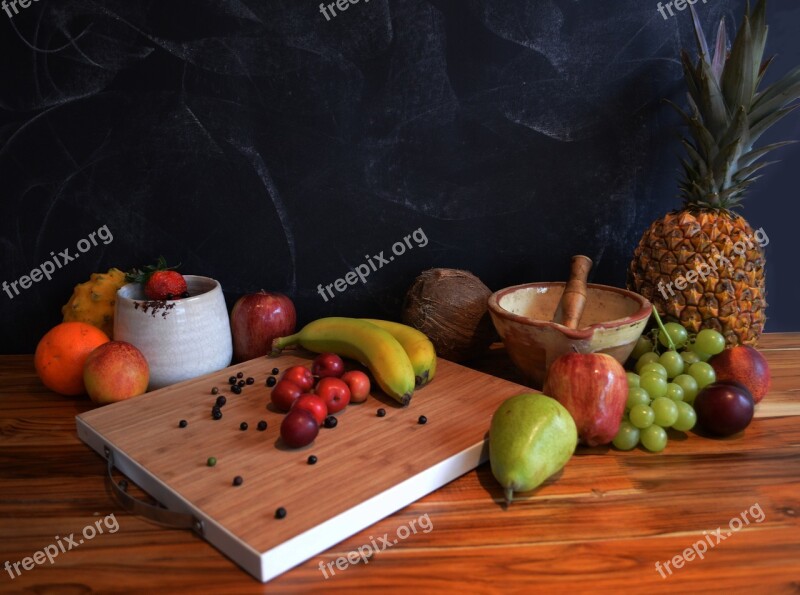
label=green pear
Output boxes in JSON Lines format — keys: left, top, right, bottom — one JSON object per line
{"left": 489, "top": 392, "right": 578, "bottom": 505}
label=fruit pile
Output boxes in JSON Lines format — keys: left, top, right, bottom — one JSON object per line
{"left": 613, "top": 311, "right": 769, "bottom": 451}
{"left": 269, "top": 317, "right": 437, "bottom": 448}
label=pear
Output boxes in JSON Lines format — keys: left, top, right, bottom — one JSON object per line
{"left": 489, "top": 393, "right": 577, "bottom": 505}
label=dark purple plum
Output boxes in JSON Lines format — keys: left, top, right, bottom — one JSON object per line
{"left": 694, "top": 382, "right": 754, "bottom": 437}
{"left": 280, "top": 409, "right": 319, "bottom": 448}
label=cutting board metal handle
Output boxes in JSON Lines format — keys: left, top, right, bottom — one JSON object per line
{"left": 104, "top": 447, "right": 203, "bottom": 535}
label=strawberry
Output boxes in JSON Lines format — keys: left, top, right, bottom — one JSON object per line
{"left": 126, "top": 257, "right": 188, "bottom": 301}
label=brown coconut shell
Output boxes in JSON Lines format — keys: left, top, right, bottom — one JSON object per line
{"left": 402, "top": 268, "right": 496, "bottom": 362}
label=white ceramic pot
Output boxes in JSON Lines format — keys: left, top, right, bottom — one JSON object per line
{"left": 114, "top": 275, "right": 232, "bottom": 390}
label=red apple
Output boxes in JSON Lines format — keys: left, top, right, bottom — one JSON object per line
{"left": 282, "top": 365, "right": 314, "bottom": 392}
{"left": 270, "top": 380, "right": 303, "bottom": 412}
{"left": 709, "top": 346, "right": 771, "bottom": 404}
{"left": 694, "top": 382, "right": 754, "bottom": 436}
{"left": 83, "top": 341, "right": 149, "bottom": 405}
{"left": 341, "top": 370, "right": 371, "bottom": 403}
{"left": 542, "top": 352, "right": 628, "bottom": 447}
{"left": 291, "top": 394, "right": 328, "bottom": 426}
{"left": 315, "top": 377, "right": 351, "bottom": 413}
{"left": 230, "top": 291, "right": 296, "bottom": 363}
{"left": 312, "top": 353, "right": 344, "bottom": 379}
{"left": 280, "top": 409, "right": 319, "bottom": 448}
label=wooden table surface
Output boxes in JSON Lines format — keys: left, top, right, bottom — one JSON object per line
{"left": 1, "top": 334, "right": 799, "bottom": 594}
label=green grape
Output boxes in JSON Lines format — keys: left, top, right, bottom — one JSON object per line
{"left": 640, "top": 425, "right": 668, "bottom": 452}
{"left": 688, "top": 362, "right": 716, "bottom": 389}
{"left": 627, "top": 387, "right": 651, "bottom": 410}
{"left": 630, "top": 404, "right": 655, "bottom": 429}
{"left": 673, "top": 374, "right": 699, "bottom": 404}
{"left": 680, "top": 350, "right": 701, "bottom": 365}
{"left": 640, "top": 373, "right": 668, "bottom": 399}
{"left": 673, "top": 401, "right": 697, "bottom": 431}
{"left": 652, "top": 397, "right": 679, "bottom": 427}
{"left": 688, "top": 342, "right": 712, "bottom": 362}
{"left": 695, "top": 329, "right": 726, "bottom": 356}
{"left": 658, "top": 322, "right": 689, "bottom": 349}
{"left": 630, "top": 335, "right": 654, "bottom": 360}
{"left": 665, "top": 383, "right": 685, "bottom": 402}
{"left": 626, "top": 372, "right": 641, "bottom": 388}
{"left": 639, "top": 362, "right": 668, "bottom": 379}
{"left": 612, "top": 421, "right": 640, "bottom": 450}
{"left": 658, "top": 351, "right": 684, "bottom": 379}
{"left": 635, "top": 352, "right": 660, "bottom": 372}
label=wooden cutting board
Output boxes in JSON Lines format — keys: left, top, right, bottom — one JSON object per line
{"left": 75, "top": 352, "right": 531, "bottom": 582}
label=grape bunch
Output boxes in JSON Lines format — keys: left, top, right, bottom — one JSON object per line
{"left": 612, "top": 321, "right": 725, "bottom": 453}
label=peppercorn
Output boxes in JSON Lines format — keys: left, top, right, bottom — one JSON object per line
{"left": 178, "top": 419, "right": 188, "bottom": 428}
{"left": 237, "top": 379, "right": 245, "bottom": 387}
{"left": 272, "top": 368, "right": 280, "bottom": 375}
{"left": 376, "top": 408, "right": 386, "bottom": 417}
{"left": 207, "top": 457, "right": 217, "bottom": 467}
{"left": 215, "top": 395, "right": 227, "bottom": 407}
{"left": 233, "top": 476, "right": 243, "bottom": 486}
{"left": 231, "top": 385, "right": 242, "bottom": 395}
{"left": 275, "top": 507, "right": 286, "bottom": 519}
{"left": 240, "top": 422, "right": 248, "bottom": 431}
{"left": 237, "top": 372, "right": 244, "bottom": 379}
{"left": 418, "top": 415, "right": 427, "bottom": 425}
{"left": 228, "top": 376, "right": 237, "bottom": 385}
{"left": 246, "top": 377, "right": 255, "bottom": 385}
{"left": 307, "top": 455, "right": 317, "bottom": 465}
{"left": 266, "top": 376, "right": 276, "bottom": 387}
{"left": 211, "top": 387, "right": 219, "bottom": 395}
{"left": 257, "top": 420, "right": 267, "bottom": 431}
{"left": 323, "top": 416, "right": 338, "bottom": 428}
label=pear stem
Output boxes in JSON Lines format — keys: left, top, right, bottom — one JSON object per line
{"left": 504, "top": 488, "right": 514, "bottom": 506}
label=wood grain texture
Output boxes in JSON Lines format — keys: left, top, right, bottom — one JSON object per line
{"left": 0, "top": 334, "right": 798, "bottom": 593}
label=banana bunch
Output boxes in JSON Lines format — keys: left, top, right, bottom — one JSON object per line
{"left": 271, "top": 317, "right": 437, "bottom": 406}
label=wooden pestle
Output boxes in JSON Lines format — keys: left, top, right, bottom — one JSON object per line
{"left": 553, "top": 255, "right": 593, "bottom": 329}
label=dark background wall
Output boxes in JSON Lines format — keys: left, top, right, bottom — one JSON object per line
{"left": 1, "top": 0, "right": 798, "bottom": 354}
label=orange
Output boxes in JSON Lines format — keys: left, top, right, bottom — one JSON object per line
{"left": 34, "top": 322, "right": 110, "bottom": 396}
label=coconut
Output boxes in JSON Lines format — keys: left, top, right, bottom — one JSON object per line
{"left": 402, "top": 268, "right": 496, "bottom": 362}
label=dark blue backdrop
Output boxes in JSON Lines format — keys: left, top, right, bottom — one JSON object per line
{"left": 1, "top": 0, "right": 798, "bottom": 353}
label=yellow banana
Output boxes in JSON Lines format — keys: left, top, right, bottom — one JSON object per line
{"left": 359, "top": 319, "right": 437, "bottom": 387}
{"left": 272, "top": 317, "right": 415, "bottom": 405}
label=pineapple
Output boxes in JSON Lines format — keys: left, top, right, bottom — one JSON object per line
{"left": 628, "top": 0, "right": 800, "bottom": 346}
{"left": 62, "top": 268, "right": 128, "bottom": 338}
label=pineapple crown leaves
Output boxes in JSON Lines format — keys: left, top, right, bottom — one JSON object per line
{"left": 125, "top": 256, "right": 182, "bottom": 284}
{"left": 669, "top": 0, "right": 800, "bottom": 212}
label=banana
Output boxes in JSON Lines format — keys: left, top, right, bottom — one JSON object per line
{"left": 359, "top": 319, "right": 437, "bottom": 387}
{"left": 271, "top": 317, "right": 416, "bottom": 406}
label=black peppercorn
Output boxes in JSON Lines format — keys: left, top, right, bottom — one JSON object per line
{"left": 246, "top": 377, "right": 255, "bottom": 385}
{"left": 418, "top": 415, "right": 427, "bottom": 425}
{"left": 275, "top": 507, "right": 286, "bottom": 519}
{"left": 307, "top": 455, "right": 317, "bottom": 465}
{"left": 231, "top": 385, "right": 242, "bottom": 395}
{"left": 323, "top": 416, "right": 338, "bottom": 428}
{"left": 272, "top": 368, "right": 280, "bottom": 375}
{"left": 257, "top": 420, "right": 267, "bottom": 431}
{"left": 215, "top": 395, "right": 227, "bottom": 407}
{"left": 178, "top": 419, "right": 188, "bottom": 428}
{"left": 266, "top": 376, "right": 276, "bottom": 387}
{"left": 376, "top": 408, "right": 386, "bottom": 417}
{"left": 237, "top": 372, "right": 244, "bottom": 379}
{"left": 233, "top": 476, "right": 243, "bottom": 486}
{"left": 240, "top": 422, "right": 248, "bottom": 431}
{"left": 211, "top": 387, "right": 219, "bottom": 395}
